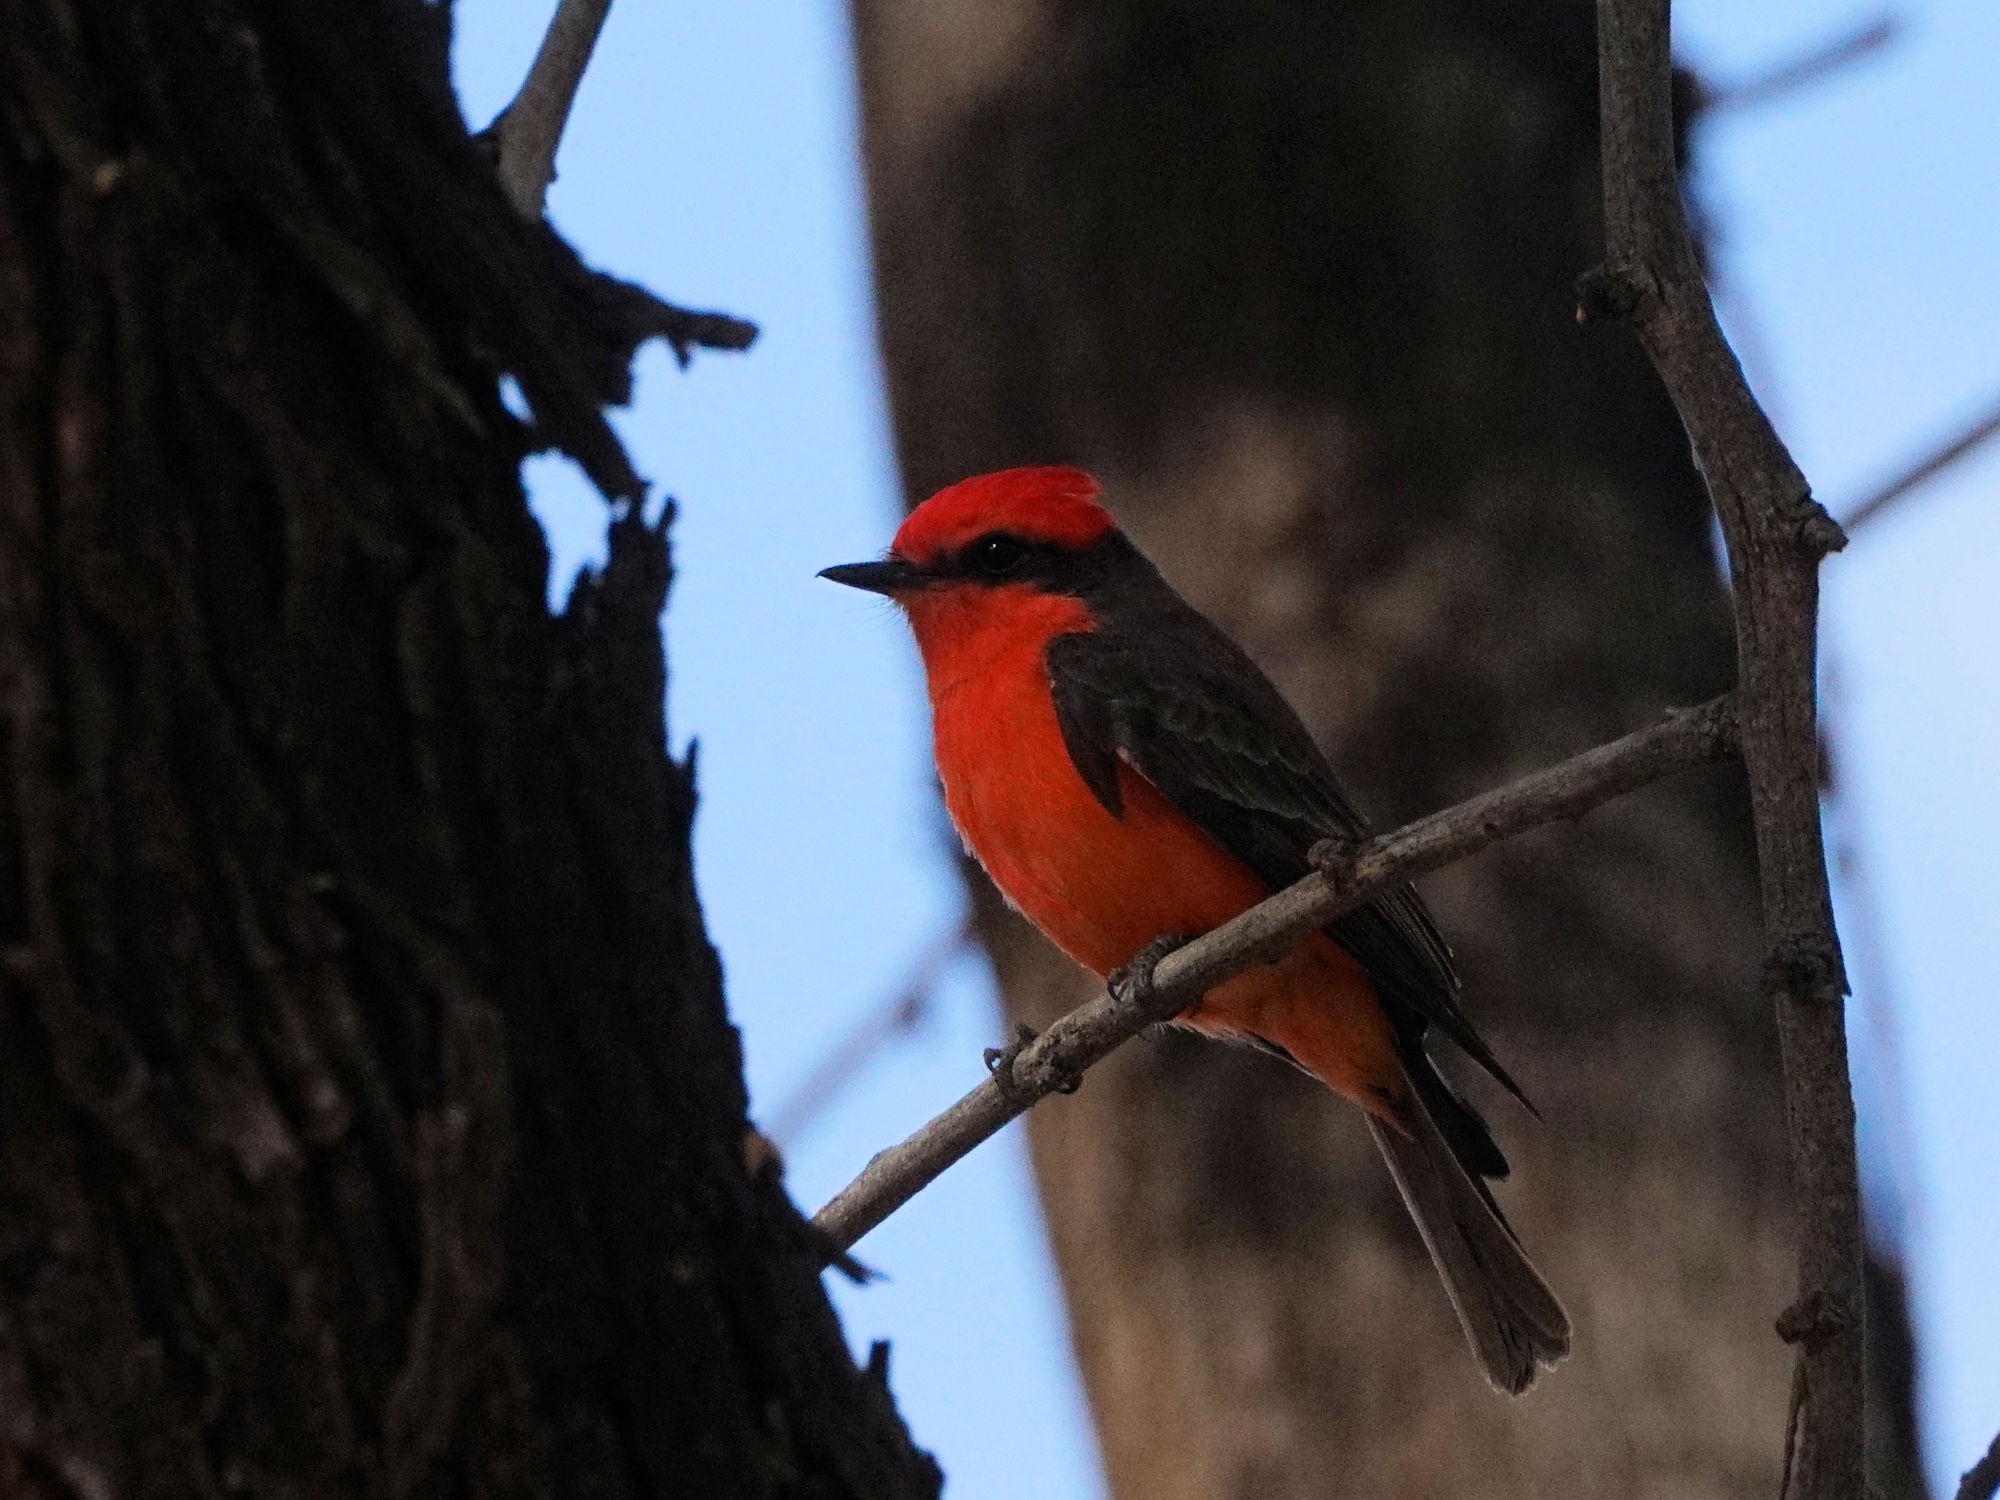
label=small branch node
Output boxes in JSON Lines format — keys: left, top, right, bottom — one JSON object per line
{"left": 1575, "top": 263, "right": 1651, "bottom": 324}
{"left": 1795, "top": 499, "right": 1849, "bottom": 559}
{"left": 982, "top": 1023, "right": 1041, "bottom": 1100}
{"left": 1660, "top": 696, "right": 1739, "bottom": 764}
{"left": 1776, "top": 1290, "right": 1854, "bottom": 1348}
{"left": 1023, "top": 1035, "right": 1086, "bottom": 1096}
{"left": 865, "top": 1339, "right": 892, "bottom": 1389}
{"left": 808, "top": 1222, "right": 877, "bottom": 1286}
{"left": 1762, "top": 936, "right": 1846, "bottom": 1008}
{"left": 1701, "top": 695, "right": 1743, "bottom": 756}
{"left": 1045, "top": 1062, "right": 1083, "bottom": 1095}
{"left": 1308, "top": 835, "right": 1362, "bottom": 893}
{"left": 741, "top": 1127, "right": 782, "bottom": 1182}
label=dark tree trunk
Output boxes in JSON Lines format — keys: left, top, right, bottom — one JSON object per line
{"left": 849, "top": 1, "right": 1922, "bottom": 1495}
{"left": 0, "top": 3, "right": 937, "bottom": 1496}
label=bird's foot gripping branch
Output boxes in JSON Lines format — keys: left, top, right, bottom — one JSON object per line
{"left": 811, "top": 694, "right": 1737, "bottom": 1255}
{"left": 1102, "top": 931, "right": 1193, "bottom": 1025}
{"left": 983, "top": 1023, "right": 1079, "bottom": 1099}
{"left": 976, "top": 931, "right": 1202, "bottom": 1099}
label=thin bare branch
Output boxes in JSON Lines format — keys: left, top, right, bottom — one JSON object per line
{"left": 1841, "top": 392, "right": 2000, "bottom": 532}
{"left": 813, "top": 696, "right": 1736, "bottom": 1252}
{"left": 1701, "top": 13, "right": 1899, "bottom": 113}
{"left": 767, "top": 921, "right": 972, "bottom": 1147}
{"left": 1957, "top": 1429, "right": 2000, "bottom": 1500}
{"left": 490, "top": 0, "right": 615, "bottom": 219}
{"left": 1592, "top": 3, "right": 1859, "bottom": 1496}
{"left": 479, "top": 4, "right": 759, "bottom": 388}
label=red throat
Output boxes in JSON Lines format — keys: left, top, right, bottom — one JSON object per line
{"left": 901, "top": 581, "right": 1095, "bottom": 699}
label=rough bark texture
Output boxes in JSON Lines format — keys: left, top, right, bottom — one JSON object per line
{"left": 848, "top": 1, "right": 1921, "bottom": 1495}
{"left": 0, "top": 3, "right": 938, "bottom": 1496}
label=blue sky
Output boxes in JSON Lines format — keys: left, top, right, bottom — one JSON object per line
{"left": 452, "top": 4, "right": 1998, "bottom": 1494}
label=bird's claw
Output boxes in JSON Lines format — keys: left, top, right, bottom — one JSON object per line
{"left": 984, "top": 1021, "right": 1082, "bottom": 1097}
{"left": 1308, "top": 835, "right": 1362, "bottom": 891}
{"left": 1110, "top": 932, "right": 1192, "bottom": 1014}
{"left": 984, "top": 1022, "right": 1038, "bottom": 1098}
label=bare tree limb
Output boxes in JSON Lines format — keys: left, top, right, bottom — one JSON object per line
{"left": 1957, "top": 1429, "right": 2000, "bottom": 1500}
{"left": 767, "top": 921, "right": 972, "bottom": 1148}
{"left": 813, "top": 696, "right": 1736, "bottom": 1252}
{"left": 478, "top": 6, "right": 759, "bottom": 405}
{"left": 1700, "top": 13, "right": 1899, "bottom": 114}
{"left": 1841, "top": 391, "right": 2000, "bottom": 532}
{"left": 489, "top": 0, "right": 615, "bottom": 219}
{"left": 1591, "top": 4, "right": 1859, "bottom": 1497}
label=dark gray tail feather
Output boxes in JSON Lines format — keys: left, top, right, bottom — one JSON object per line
{"left": 1367, "top": 1103, "right": 1572, "bottom": 1394}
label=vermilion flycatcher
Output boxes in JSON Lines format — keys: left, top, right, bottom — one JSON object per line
{"left": 822, "top": 465, "right": 1570, "bottom": 1392}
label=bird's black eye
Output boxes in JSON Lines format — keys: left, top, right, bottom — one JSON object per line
{"left": 966, "top": 533, "right": 1028, "bottom": 579}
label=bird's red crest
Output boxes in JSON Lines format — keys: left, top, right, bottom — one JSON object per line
{"left": 893, "top": 466, "right": 1115, "bottom": 565}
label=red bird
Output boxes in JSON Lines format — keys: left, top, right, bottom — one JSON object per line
{"left": 821, "top": 465, "right": 1569, "bottom": 1393}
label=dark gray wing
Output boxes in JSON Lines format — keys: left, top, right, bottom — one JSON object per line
{"left": 1045, "top": 619, "right": 1530, "bottom": 1126}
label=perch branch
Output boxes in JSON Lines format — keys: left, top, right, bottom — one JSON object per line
{"left": 489, "top": 0, "right": 615, "bottom": 218}
{"left": 813, "top": 696, "right": 1736, "bottom": 1252}
{"left": 1593, "top": 3, "right": 1860, "bottom": 1497}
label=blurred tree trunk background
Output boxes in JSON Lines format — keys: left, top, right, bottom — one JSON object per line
{"left": 0, "top": 2, "right": 938, "bottom": 1495}
{"left": 849, "top": 2, "right": 1923, "bottom": 1495}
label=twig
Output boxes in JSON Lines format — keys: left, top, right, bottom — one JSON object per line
{"left": 767, "top": 921, "right": 972, "bottom": 1148}
{"left": 1840, "top": 392, "right": 2000, "bottom": 532}
{"left": 813, "top": 696, "right": 1736, "bottom": 1252}
{"left": 489, "top": 0, "right": 615, "bottom": 219}
{"left": 1957, "top": 1428, "right": 2000, "bottom": 1500}
{"left": 1701, "top": 14, "right": 1899, "bottom": 113}
{"left": 1779, "top": 1356, "right": 1807, "bottom": 1499}
{"left": 477, "top": 7, "right": 759, "bottom": 412}
{"left": 1591, "top": 4, "right": 1860, "bottom": 1498}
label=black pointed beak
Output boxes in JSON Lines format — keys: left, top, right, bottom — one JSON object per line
{"left": 817, "top": 558, "right": 926, "bottom": 596}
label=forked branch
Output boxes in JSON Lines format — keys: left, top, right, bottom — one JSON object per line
{"left": 489, "top": 0, "right": 615, "bottom": 218}
{"left": 1593, "top": 2, "right": 1860, "bottom": 1496}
